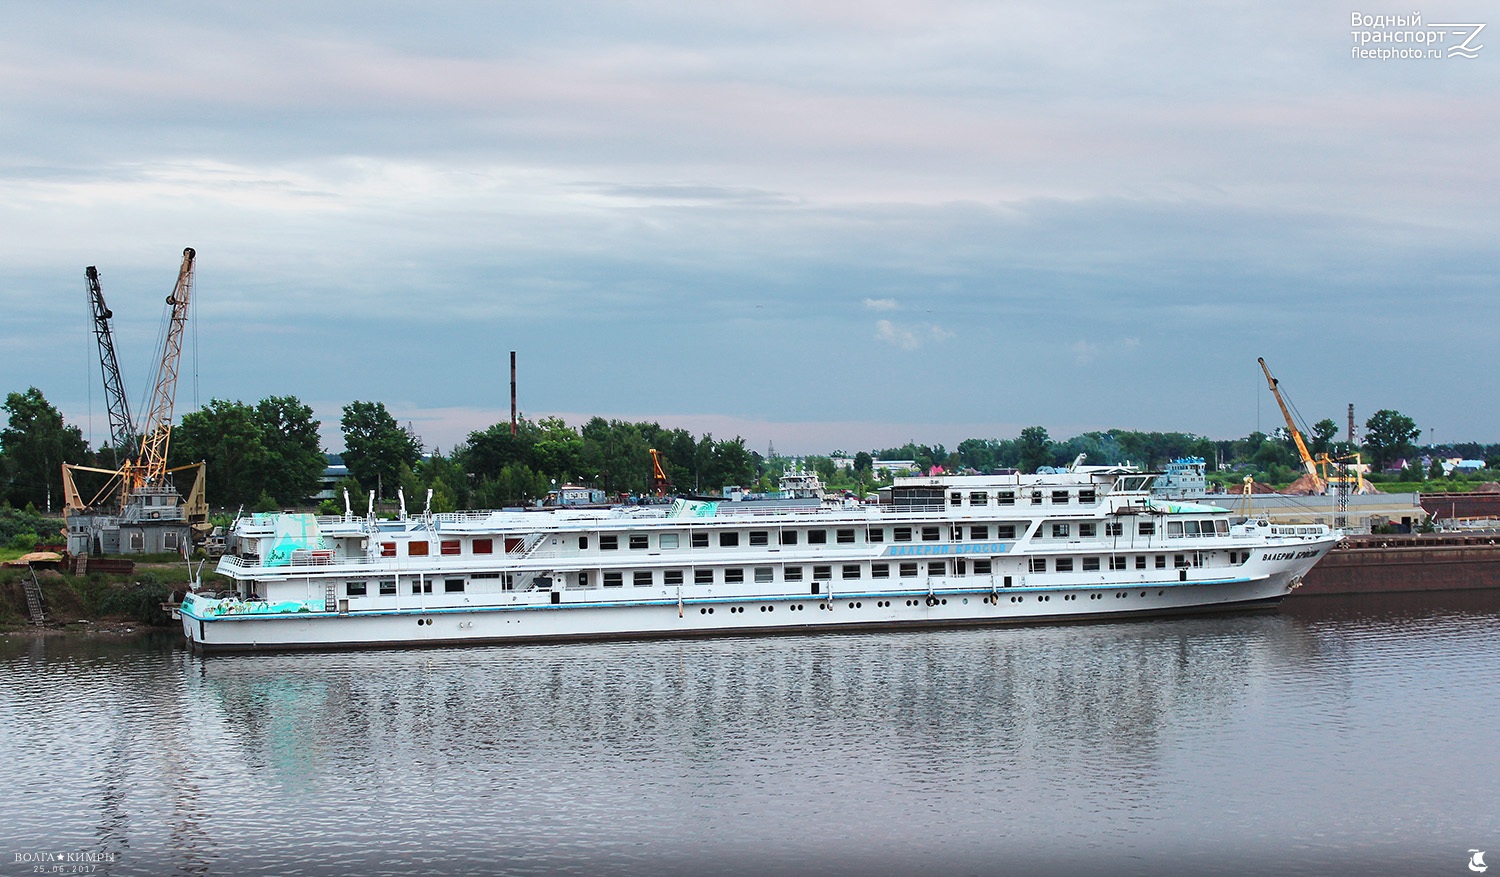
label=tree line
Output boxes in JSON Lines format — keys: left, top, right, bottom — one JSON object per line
{"left": 3, "top": 384, "right": 1496, "bottom": 514}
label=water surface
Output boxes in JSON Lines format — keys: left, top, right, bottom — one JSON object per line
{"left": 3, "top": 592, "right": 1497, "bottom": 876}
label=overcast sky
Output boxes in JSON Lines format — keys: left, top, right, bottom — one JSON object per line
{"left": 2, "top": 1, "right": 1495, "bottom": 455}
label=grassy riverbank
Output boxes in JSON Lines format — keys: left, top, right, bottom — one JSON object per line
{"left": 0, "top": 555, "right": 231, "bottom": 632}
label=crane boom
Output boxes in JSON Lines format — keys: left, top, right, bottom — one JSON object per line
{"left": 132, "top": 247, "right": 195, "bottom": 488}
{"left": 1257, "top": 356, "right": 1318, "bottom": 477}
{"left": 85, "top": 266, "right": 136, "bottom": 468}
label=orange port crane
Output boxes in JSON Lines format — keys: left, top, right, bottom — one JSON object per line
{"left": 1258, "top": 356, "right": 1319, "bottom": 480}
{"left": 648, "top": 448, "right": 672, "bottom": 497}
{"left": 1256, "top": 356, "right": 1369, "bottom": 496}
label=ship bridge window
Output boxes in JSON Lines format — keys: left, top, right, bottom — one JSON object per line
{"left": 781, "top": 530, "right": 798, "bottom": 546}
{"left": 660, "top": 533, "right": 680, "bottom": 549}
{"left": 407, "top": 541, "right": 429, "bottom": 557}
{"left": 601, "top": 535, "right": 619, "bottom": 550}
{"left": 973, "top": 559, "right": 991, "bottom": 575}
{"left": 1029, "top": 557, "right": 1046, "bottom": 573}
{"left": 411, "top": 580, "right": 432, "bottom": 594}
{"left": 921, "top": 526, "right": 940, "bottom": 542}
{"left": 577, "top": 537, "right": 588, "bottom": 550}
{"left": 927, "top": 561, "right": 945, "bottom": 576}
{"left": 1052, "top": 490, "right": 1070, "bottom": 504}
{"left": 664, "top": 570, "right": 683, "bottom": 586}
{"left": 807, "top": 530, "right": 827, "bottom": 544}
{"left": 749, "top": 531, "right": 769, "bottom": 546}
{"left": 1110, "top": 557, "right": 1127, "bottom": 571}
{"left": 695, "top": 569, "right": 713, "bottom": 585}
{"left": 720, "top": 532, "right": 739, "bottom": 547}
{"left": 872, "top": 563, "right": 890, "bottom": 578}
{"left": 1083, "top": 558, "right": 1100, "bottom": 571}
{"left": 969, "top": 492, "right": 989, "bottom": 505}
{"left": 1169, "top": 521, "right": 1184, "bottom": 537}
{"left": 441, "top": 540, "right": 460, "bottom": 556}
{"left": 629, "top": 534, "right": 649, "bottom": 549}
{"left": 998, "top": 491, "right": 1016, "bottom": 506}
{"left": 836, "top": 529, "right": 856, "bottom": 544}
{"left": 692, "top": 533, "right": 709, "bottom": 548}
{"left": 164, "top": 531, "right": 179, "bottom": 550}
{"left": 893, "top": 527, "right": 912, "bottom": 542}
{"left": 1216, "top": 520, "right": 1229, "bottom": 536}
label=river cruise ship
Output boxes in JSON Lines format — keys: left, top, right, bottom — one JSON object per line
{"left": 180, "top": 467, "right": 1339, "bottom": 651}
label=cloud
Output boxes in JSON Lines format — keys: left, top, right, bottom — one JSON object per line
{"left": 863, "top": 297, "right": 899, "bottom": 311}
{"left": 875, "top": 319, "right": 954, "bottom": 350}
{"left": 1070, "top": 340, "right": 1099, "bottom": 366}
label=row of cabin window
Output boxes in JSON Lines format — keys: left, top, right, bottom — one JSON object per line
{"left": 950, "top": 489, "right": 1098, "bottom": 506}
{"left": 345, "top": 579, "right": 469, "bottom": 596}
{"left": 1026, "top": 553, "right": 1210, "bottom": 573}
{"left": 370, "top": 517, "right": 1228, "bottom": 559}
{"left": 1094, "top": 520, "right": 1228, "bottom": 538}
{"left": 379, "top": 538, "right": 497, "bottom": 558}
{"left": 586, "top": 560, "right": 996, "bottom": 588}
{"left": 592, "top": 524, "right": 1027, "bottom": 552}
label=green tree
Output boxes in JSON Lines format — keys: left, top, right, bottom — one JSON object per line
{"left": 341, "top": 401, "right": 422, "bottom": 498}
{"left": 1, "top": 387, "right": 91, "bottom": 510}
{"left": 1017, "top": 426, "right": 1052, "bottom": 474}
{"left": 254, "top": 396, "right": 325, "bottom": 505}
{"left": 172, "top": 399, "right": 270, "bottom": 507}
{"left": 1364, "top": 409, "right": 1420, "bottom": 472}
{"left": 1311, "top": 418, "right": 1338, "bottom": 456}
{"left": 853, "top": 451, "right": 873, "bottom": 475}
{"left": 416, "top": 449, "right": 467, "bottom": 511}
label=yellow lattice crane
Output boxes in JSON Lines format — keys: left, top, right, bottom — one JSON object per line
{"left": 62, "top": 249, "right": 208, "bottom": 554}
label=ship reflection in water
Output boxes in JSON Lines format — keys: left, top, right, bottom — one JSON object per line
{"left": 4, "top": 591, "right": 1499, "bottom": 877}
